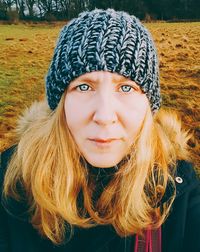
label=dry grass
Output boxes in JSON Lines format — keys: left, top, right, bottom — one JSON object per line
{"left": 147, "top": 22, "right": 200, "bottom": 170}
{"left": 0, "top": 22, "right": 200, "bottom": 170}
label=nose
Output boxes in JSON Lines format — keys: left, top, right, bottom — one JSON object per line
{"left": 92, "top": 93, "right": 118, "bottom": 126}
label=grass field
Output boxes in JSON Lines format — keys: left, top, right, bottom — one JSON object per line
{"left": 0, "top": 22, "right": 200, "bottom": 169}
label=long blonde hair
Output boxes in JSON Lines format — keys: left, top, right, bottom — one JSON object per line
{"left": 3, "top": 94, "right": 191, "bottom": 244}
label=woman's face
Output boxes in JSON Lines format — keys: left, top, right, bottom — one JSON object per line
{"left": 64, "top": 71, "right": 149, "bottom": 168}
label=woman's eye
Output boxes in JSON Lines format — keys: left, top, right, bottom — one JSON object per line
{"left": 76, "top": 84, "right": 90, "bottom": 91}
{"left": 120, "top": 85, "right": 134, "bottom": 93}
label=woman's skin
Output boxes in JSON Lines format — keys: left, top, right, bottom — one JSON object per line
{"left": 64, "top": 71, "right": 150, "bottom": 168}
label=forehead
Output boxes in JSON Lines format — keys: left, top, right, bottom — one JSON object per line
{"left": 71, "top": 71, "right": 134, "bottom": 83}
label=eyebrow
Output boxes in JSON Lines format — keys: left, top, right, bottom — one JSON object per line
{"left": 76, "top": 77, "right": 97, "bottom": 84}
{"left": 75, "top": 75, "right": 133, "bottom": 84}
{"left": 112, "top": 75, "right": 132, "bottom": 82}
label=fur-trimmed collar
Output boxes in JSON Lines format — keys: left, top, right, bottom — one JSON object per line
{"left": 16, "top": 100, "right": 52, "bottom": 137}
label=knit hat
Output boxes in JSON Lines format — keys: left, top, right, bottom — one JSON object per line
{"left": 45, "top": 8, "right": 161, "bottom": 112}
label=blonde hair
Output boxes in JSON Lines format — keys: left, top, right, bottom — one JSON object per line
{"left": 3, "top": 94, "right": 192, "bottom": 244}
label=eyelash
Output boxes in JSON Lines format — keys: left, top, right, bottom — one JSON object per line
{"left": 75, "top": 84, "right": 136, "bottom": 93}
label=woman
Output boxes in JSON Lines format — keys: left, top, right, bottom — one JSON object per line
{"left": 0, "top": 8, "right": 200, "bottom": 252}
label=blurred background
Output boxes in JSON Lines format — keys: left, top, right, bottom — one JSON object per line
{"left": 0, "top": 0, "right": 200, "bottom": 171}
{"left": 0, "top": 0, "right": 200, "bottom": 22}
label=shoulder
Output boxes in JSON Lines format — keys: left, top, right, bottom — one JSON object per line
{"left": 161, "top": 159, "right": 199, "bottom": 206}
{"left": 162, "top": 160, "right": 200, "bottom": 251}
{"left": 0, "top": 145, "right": 17, "bottom": 204}
{"left": 175, "top": 161, "right": 200, "bottom": 250}
{"left": 176, "top": 159, "right": 198, "bottom": 179}
{"left": 0, "top": 145, "right": 17, "bottom": 169}
{"left": 0, "top": 145, "right": 30, "bottom": 221}
{"left": 0, "top": 145, "right": 17, "bottom": 186}
{"left": 173, "top": 160, "right": 200, "bottom": 228}
{"left": 175, "top": 160, "right": 200, "bottom": 198}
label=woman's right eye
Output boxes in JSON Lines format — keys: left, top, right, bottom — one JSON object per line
{"left": 76, "top": 84, "right": 91, "bottom": 92}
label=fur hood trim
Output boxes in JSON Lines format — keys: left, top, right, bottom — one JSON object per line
{"left": 16, "top": 100, "right": 52, "bottom": 137}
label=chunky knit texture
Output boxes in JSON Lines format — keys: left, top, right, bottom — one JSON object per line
{"left": 46, "top": 8, "right": 161, "bottom": 112}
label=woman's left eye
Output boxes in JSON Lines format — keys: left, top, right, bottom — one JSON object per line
{"left": 120, "top": 85, "right": 135, "bottom": 93}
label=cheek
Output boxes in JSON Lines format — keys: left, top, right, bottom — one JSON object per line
{"left": 64, "top": 94, "right": 90, "bottom": 139}
{"left": 64, "top": 95, "right": 80, "bottom": 132}
{"left": 126, "top": 96, "right": 149, "bottom": 135}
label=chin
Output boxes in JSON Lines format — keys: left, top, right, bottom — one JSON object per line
{"left": 85, "top": 157, "right": 120, "bottom": 168}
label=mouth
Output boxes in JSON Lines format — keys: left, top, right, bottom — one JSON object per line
{"left": 88, "top": 138, "right": 120, "bottom": 150}
{"left": 88, "top": 138, "right": 118, "bottom": 143}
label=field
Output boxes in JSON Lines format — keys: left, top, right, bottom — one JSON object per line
{"left": 0, "top": 22, "right": 200, "bottom": 170}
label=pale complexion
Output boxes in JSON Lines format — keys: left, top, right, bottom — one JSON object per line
{"left": 64, "top": 71, "right": 150, "bottom": 168}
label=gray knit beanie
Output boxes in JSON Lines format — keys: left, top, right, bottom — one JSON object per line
{"left": 46, "top": 8, "right": 161, "bottom": 112}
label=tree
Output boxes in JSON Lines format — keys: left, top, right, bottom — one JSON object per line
{"left": 3, "top": 0, "right": 14, "bottom": 11}
{"left": 26, "top": 0, "right": 35, "bottom": 17}
{"left": 0, "top": 0, "right": 7, "bottom": 19}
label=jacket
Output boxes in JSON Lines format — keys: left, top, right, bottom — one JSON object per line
{"left": 1, "top": 102, "right": 200, "bottom": 252}
{"left": 1, "top": 145, "right": 200, "bottom": 252}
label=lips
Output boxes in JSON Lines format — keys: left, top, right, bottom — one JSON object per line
{"left": 89, "top": 138, "right": 118, "bottom": 143}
